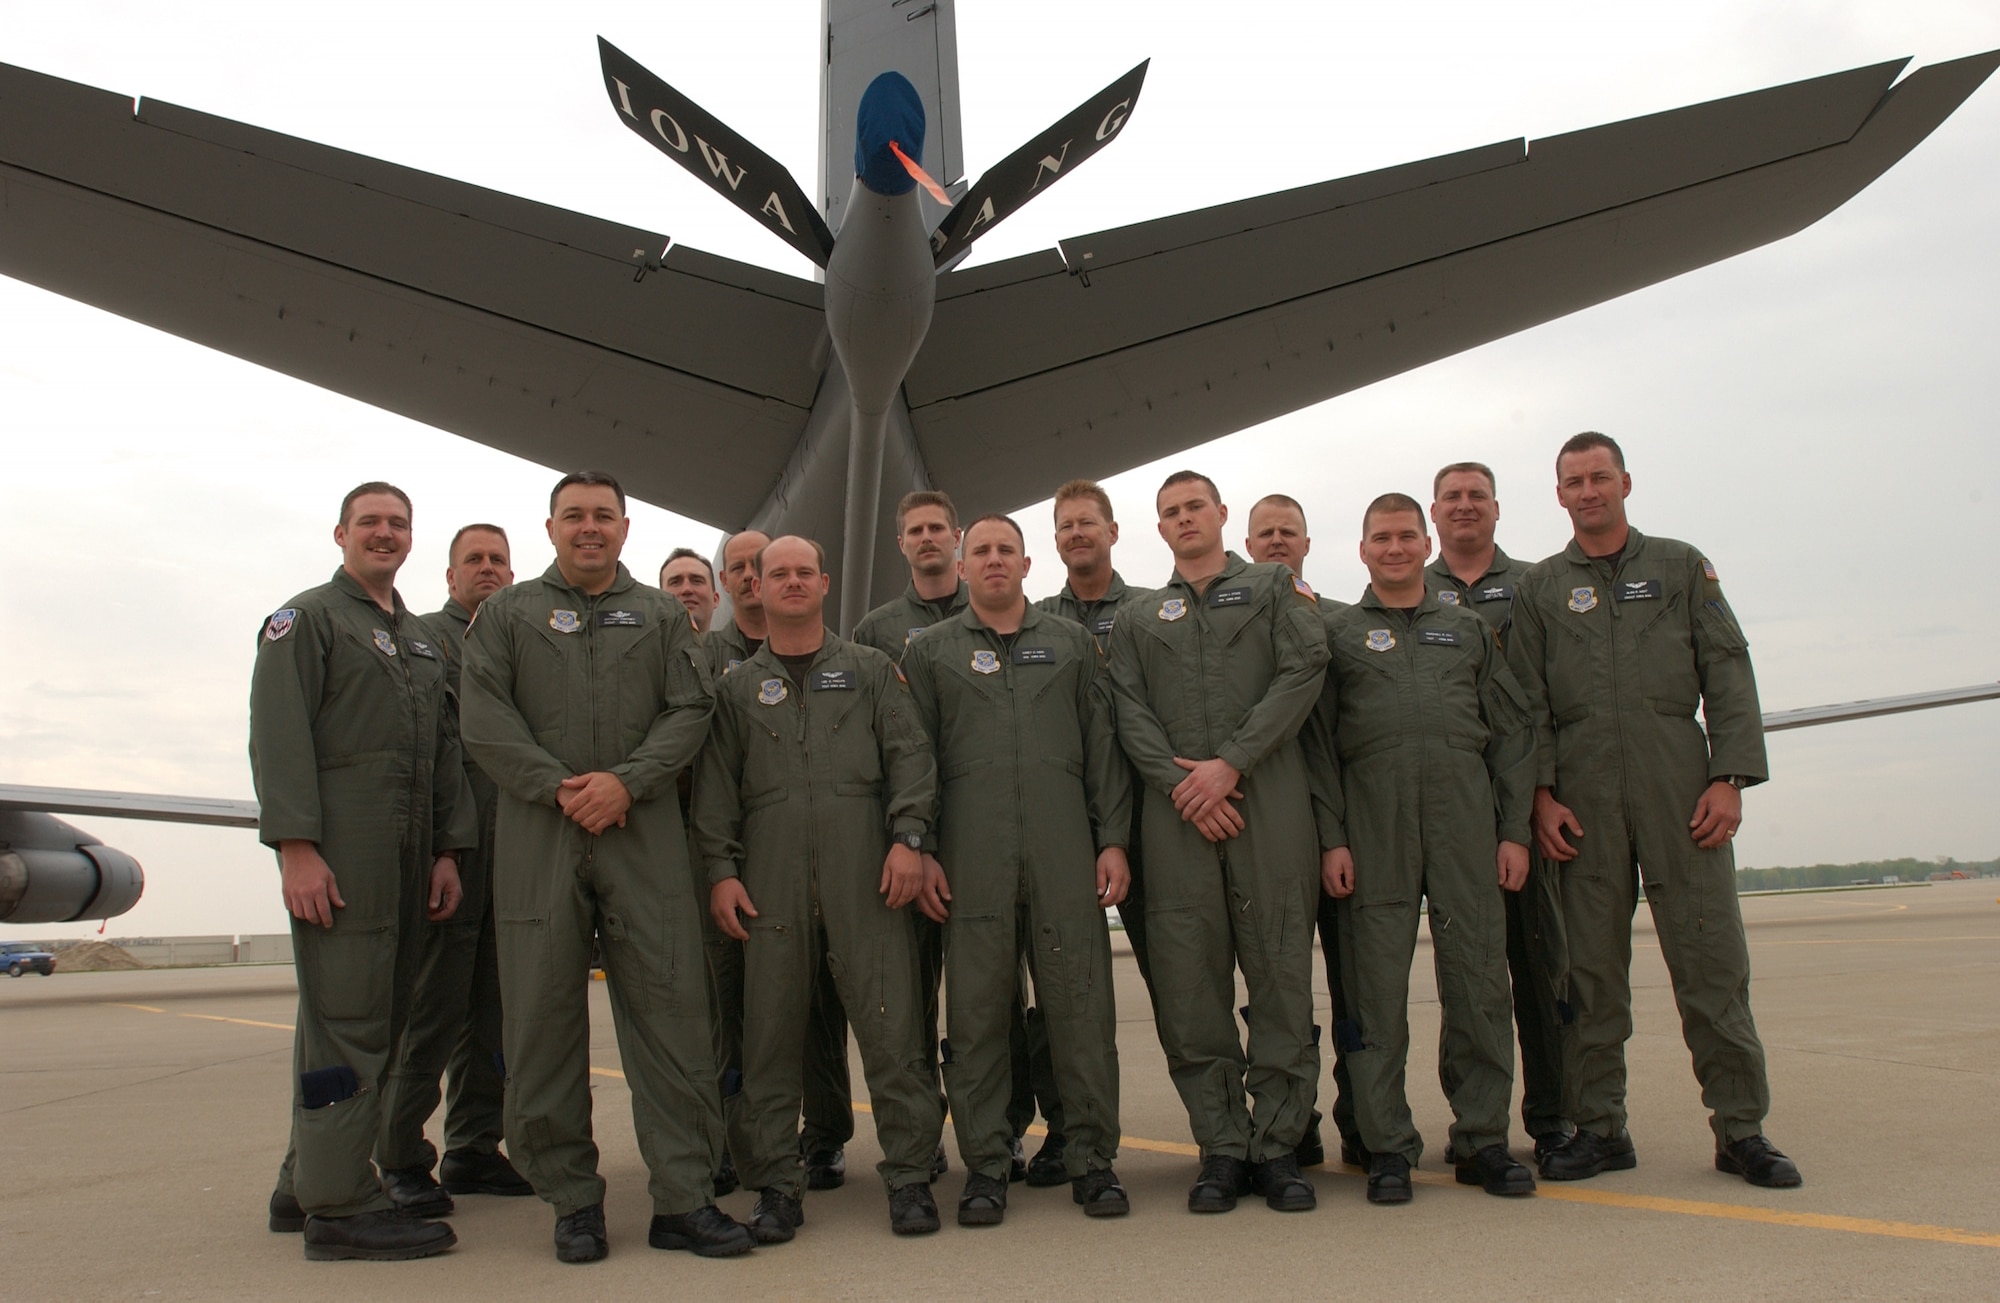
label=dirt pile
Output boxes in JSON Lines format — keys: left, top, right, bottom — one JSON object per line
{"left": 54, "top": 941, "right": 147, "bottom": 972}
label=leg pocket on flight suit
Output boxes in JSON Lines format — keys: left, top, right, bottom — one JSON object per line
{"left": 1142, "top": 903, "right": 1210, "bottom": 996}
{"left": 299, "top": 916, "right": 396, "bottom": 1024}
{"left": 599, "top": 906, "right": 685, "bottom": 1019}
{"left": 1030, "top": 920, "right": 1092, "bottom": 1021}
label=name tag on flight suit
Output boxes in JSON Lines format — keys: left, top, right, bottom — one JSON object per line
{"left": 599, "top": 609, "right": 645, "bottom": 627}
{"left": 812, "top": 670, "right": 856, "bottom": 691}
{"left": 1091, "top": 615, "right": 1115, "bottom": 635}
{"left": 1012, "top": 646, "right": 1055, "bottom": 664}
{"left": 1475, "top": 585, "right": 1514, "bottom": 603}
{"left": 405, "top": 638, "right": 439, "bottom": 659}
{"left": 1614, "top": 580, "right": 1662, "bottom": 602}
{"left": 1419, "top": 629, "right": 1461, "bottom": 645}
{"left": 1208, "top": 586, "right": 1252, "bottom": 607}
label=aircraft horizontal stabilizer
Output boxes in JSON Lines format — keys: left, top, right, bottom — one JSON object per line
{"left": 598, "top": 37, "right": 836, "bottom": 267}
{"left": 930, "top": 60, "right": 1149, "bottom": 267}
{"left": 1761, "top": 682, "right": 2000, "bottom": 732}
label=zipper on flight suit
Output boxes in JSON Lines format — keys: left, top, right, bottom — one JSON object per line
{"left": 793, "top": 665, "right": 821, "bottom": 921}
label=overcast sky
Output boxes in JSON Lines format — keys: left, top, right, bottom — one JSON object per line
{"left": 3, "top": 0, "right": 1997, "bottom": 940}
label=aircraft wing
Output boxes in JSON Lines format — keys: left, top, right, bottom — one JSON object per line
{"left": 0, "top": 784, "right": 259, "bottom": 829}
{"left": 0, "top": 62, "right": 826, "bottom": 530}
{"left": 1761, "top": 683, "right": 2000, "bottom": 733}
{"left": 909, "top": 53, "right": 2000, "bottom": 518}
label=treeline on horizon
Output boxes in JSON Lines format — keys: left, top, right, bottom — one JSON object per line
{"left": 1734, "top": 857, "right": 1998, "bottom": 892}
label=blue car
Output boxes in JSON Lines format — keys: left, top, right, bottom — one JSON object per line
{"left": 2, "top": 942, "right": 56, "bottom": 977}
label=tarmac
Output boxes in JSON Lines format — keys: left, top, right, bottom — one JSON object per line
{"left": 3, "top": 879, "right": 1996, "bottom": 1301}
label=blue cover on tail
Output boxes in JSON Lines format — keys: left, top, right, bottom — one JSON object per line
{"left": 855, "top": 71, "right": 924, "bottom": 196}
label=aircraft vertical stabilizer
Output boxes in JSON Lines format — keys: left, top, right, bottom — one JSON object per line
{"left": 821, "top": 0, "right": 965, "bottom": 235}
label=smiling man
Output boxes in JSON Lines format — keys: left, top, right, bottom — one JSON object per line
{"left": 905, "top": 514, "right": 1132, "bottom": 1225}
{"left": 1303, "top": 493, "right": 1536, "bottom": 1206}
{"left": 460, "top": 471, "right": 749, "bottom": 1264}
{"left": 1508, "top": 433, "right": 1798, "bottom": 1190}
{"left": 1425, "top": 463, "right": 1572, "bottom": 1162}
{"left": 661, "top": 547, "right": 720, "bottom": 632}
{"left": 694, "top": 535, "right": 946, "bottom": 1241}
{"left": 1108, "top": 470, "right": 1329, "bottom": 1215}
{"left": 251, "top": 482, "right": 475, "bottom": 1261}
{"left": 378, "top": 524, "right": 532, "bottom": 1218}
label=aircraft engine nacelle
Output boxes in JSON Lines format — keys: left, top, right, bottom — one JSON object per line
{"left": 0, "top": 810, "right": 146, "bottom": 923}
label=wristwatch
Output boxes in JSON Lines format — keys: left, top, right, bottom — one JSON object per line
{"left": 1721, "top": 775, "right": 1750, "bottom": 789}
{"left": 892, "top": 831, "right": 925, "bottom": 851}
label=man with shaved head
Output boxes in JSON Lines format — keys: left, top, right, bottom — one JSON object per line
{"left": 695, "top": 535, "right": 947, "bottom": 1239}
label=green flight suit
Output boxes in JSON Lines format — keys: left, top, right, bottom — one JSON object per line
{"left": 697, "top": 622, "right": 856, "bottom": 1162}
{"left": 1506, "top": 530, "right": 1771, "bottom": 1145}
{"left": 904, "top": 605, "right": 1132, "bottom": 1181}
{"left": 380, "top": 597, "right": 509, "bottom": 1173}
{"left": 853, "top": 581, "right": 969, "bottom": 1096}
{"left": 1303, "top": 588, "right": 1361, "bottom": 1157}
{"left": 250, "top": 568, "right": 476, "bottom": 1218}
{"left": 1038, "top": 572, "right": 1151, "bottom": 994}
{"left": 1426, "top": 548, "right": 1569, "bottom": 1139}
{"left": 1304, "top": 592, "right": 1535, "bottom": 1165}
{"left": 459, "top": 562, "right": 721, "bottom": 1218}
{"left": 1108, "top": 553, "right": 1328, "bottom": 1162}
{"left": 692, "top": 636, "right": 945, "bottom": 1198}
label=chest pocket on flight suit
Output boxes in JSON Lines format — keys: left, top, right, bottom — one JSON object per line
{"left": 823, "top": 679, "right": 882, "bottom": 798}
{"left": 514, "top": 612, "right": 571, "bottom": 745}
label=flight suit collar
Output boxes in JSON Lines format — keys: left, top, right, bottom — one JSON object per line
{"left": 1166, "top": 550, "right": 1247, "bottom": 595}
{"left": 948, "top": 600, "right": 1045, "bottom": 638}
{"left": 1563, "top": 527, "right": 1647, "bottom": 573}
{"left": 1357, "top": 584, "right": 1444, "bottom": 622}
{"left": 330, "top": 565, "right": 408, "bottom": 618}
{"left": 901, "top": 579, "right": 971, "bottom": 621}
{"left": 537, "top": 560, "right": 638, "bottom": 601}
{"left": 741, "top": 627, "right": 843, "bottom": 681}
{"left": 1058, "top": 569, "right": 1129, "bottom": 607}
{"left": 439, "top": 596, "right": 475, "bottom": 628}
{"left": 1426, "top": 544, "right": 1518, "bottom": 590}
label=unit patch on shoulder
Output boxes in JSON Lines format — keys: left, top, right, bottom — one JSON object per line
{"left": 598, "top": 609, "right": 643, "bottom": 627}
{"left": 1158, "top": 598, "right": 1187, "bottom": 622}
{"left": 372, "top": 628, "right": 398, "bottom": 656}
{"left": 757, "top": 678, "right": 788, "bottom": 705}
{"left": 262, "top": 609, "right": 298, "bottom": 642}
{"left": 549, "top": 609, "right": 581, "bottom": 634}
{"left": 971, "top": 649, "right": 1001, "bottom": 675}
{"left": 1702, "top": 559, "right": 1720, "bottom": 581}
{"left": 1292, "top": 575, "right": 1316, "bottom": 599}
{"left": 1436, "top": 590, "right": 1462, "bottom": 606}
{"left": 1365, "top": 629, "right": 1396, "bottom": 653}
{"left": 1568, "top": 587, "right": 1597, "bottom": 614}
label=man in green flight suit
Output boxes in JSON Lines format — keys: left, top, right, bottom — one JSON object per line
{"left": 1508, "top": 432, "right": 1800, "bottom": 1189}
{"left": 1025, "top": 477, "right": 1139, "bottom": 1182}
{"left": 1305, "top": 493, "right": 1538, "bottom": 1205}
{"left": 904, "top": 514, "right": 1133, "bottom": 1226}
{"left": 1425, "top": 462, "right": 1572, "bottom": 1162}
{"left": 1108, "top": 470, "right": 1329, "bottom": 1215}
{"left": 694, "top": 535, "right": 948, "bottom": 1241}
{"left": 252, "top": 481, "right": 475, "bottom": 1261}
{"left": 1242, "top": 492, "right": 1349, "bottom": 1175}
{"left": 706, "top": 529, "right": 863, "bottom": 1194}
{"left": 852, "top": 490, "right": 1004, "bottom": 1184}
{"left": 378, "top": 523, "right": 533, "bottom": 1219}
{"left": 460, "top": 471, "right": 753, "bottom": 1264}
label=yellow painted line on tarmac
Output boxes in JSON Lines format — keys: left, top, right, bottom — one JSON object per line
{"left": 1529, "top": 1184, "right": 2000, "bottom": 1248}
{"left": 102, "top": 1004, "right": 2000, "bottom": 1248}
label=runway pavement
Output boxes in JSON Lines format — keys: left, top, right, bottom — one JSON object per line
{"left": 3, "top": 879, "right": 1995, "bottom": 1300}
